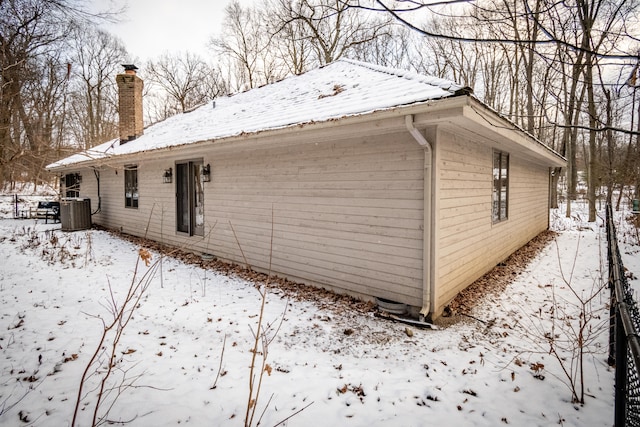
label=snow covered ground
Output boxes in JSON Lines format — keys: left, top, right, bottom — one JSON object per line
{"left": 0, "top": 194, "right": 638, "bottom": 426}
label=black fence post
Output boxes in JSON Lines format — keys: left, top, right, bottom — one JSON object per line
{"left": 607, "top": 202, "right": 640, "bottom": 426}
{"left": 615, "top": 307, "right": 628, "bottom": 427}
{"left": 609, "top": 290, "right": 616, "bottom": 366}
{"left": 608, "top": 204, "right": 616, "bottom": 366}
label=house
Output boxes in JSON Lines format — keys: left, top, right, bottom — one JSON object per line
{"left": 46, "top": 60, "right": 565, "bottom": 320}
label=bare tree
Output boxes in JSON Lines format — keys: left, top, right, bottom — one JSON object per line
{"left": 349, "top": 23, "right": 415, "bottom": 69}
{"left": 266, "top": 0, "right": 314, "bottom": 75}
{"left": 146, "top": 51, "right": 219, "bottom": 114}
{"left": 420, "top": 16, "right": 480, "bottom": 87}
{"left": 349, "top": 0, "right": 640, "bottom": 219}
{"left": 199, "top": 62, "right": 231, "bottom": 100}
{"left": 67, "top": 24, "right": 127, "bottom": 150}
{"left": 618, "top": 75, "right": 640, "bottom": 203}
{"left": 275, "top": 0, "right": 392, "bottom": 66}
{"left": 0, "top": 0, "right": 122, "bottom": 187}
{"left": 210, "top": 1, "right": 271, "bottom": 91}
{"left": 210, "top": 0, "right": 397, "bottom": 91}
{"left": 0, "top": 0, "right": 69, "bottom": 184}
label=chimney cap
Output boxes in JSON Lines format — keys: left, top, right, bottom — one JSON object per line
{"left": 121, "top": 64, "right": 138, "bottom": 72}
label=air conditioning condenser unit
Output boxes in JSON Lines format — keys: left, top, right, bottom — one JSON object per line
{"left": 60, "top": 198, "right": 91, "bottom": 231}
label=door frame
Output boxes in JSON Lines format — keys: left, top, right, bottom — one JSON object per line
{"left": 175, "top": 159, "right": 205, "bottom": 236}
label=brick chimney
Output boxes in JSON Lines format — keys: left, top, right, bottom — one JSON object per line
{"left": 116, "top": 64, "right": 144, "bottom": 143}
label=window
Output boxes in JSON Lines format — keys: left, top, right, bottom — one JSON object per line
{"left": 492, "top": 151, "right": 509, "bottom": 222}
{"left": 64, "top": 173, "right": 81, "bottom": 198}
{"left": 125, "top": 165, "right": 138, "bottom": 208}
{"left": 176, "top": 160, "right": 205, "bottom": 236}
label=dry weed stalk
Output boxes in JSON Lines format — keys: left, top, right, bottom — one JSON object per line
{"left": 245, "top": 284, "right": 272, "bottom": 427}
{"left": 210, "top": 335, "right": 227, "bottom": 390}
{"left": 244, "top": 207, "right": 275, "bottom": 427}
{"left": 241, "top": 206, "right": 308, "bottom": 427}
{"left": 84, "top": 231, "right": 93, "bottom": 267}
{"left": 502, "top": 233, "right": 609, "bottom": 405}
{"left": 243, "top": 285, "right": 309, "bottom": 426}
{"left": 229, "top": 220, "right": 250, "bottom": 269}
{"left": 546, "top": 235, "right": 609, "bottom": 403}
{"left": 71, "top": 247, "right": 160, "bottom": 426}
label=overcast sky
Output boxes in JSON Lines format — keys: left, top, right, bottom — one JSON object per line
{"left": 92, "top": 0, "right": 255, "bottom": 62}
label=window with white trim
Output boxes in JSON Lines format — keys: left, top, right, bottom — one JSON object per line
{"left": 64, "top": 173, "right": 81, "bottom": 198}
{"left": 492, "top": 151, "right": 509, "bottom": 222}
{"left": 125, "top": 165, "right": 138, "bottom": 208}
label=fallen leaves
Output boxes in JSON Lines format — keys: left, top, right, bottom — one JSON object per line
{"left": 63, "top": 354, "right": 78, "bottom": 363}
{"left": 21, "top": 374, "right": 38, "bottom": 383}
{"left": 530, "top": 362, "right": 546, "bottom": 380}
{"left": 445, "top": 231, "right": 556, "bottom": 316}
{"left": 318, "top": 84, "right": 346, "bottom": 99}
{"left": 138, "top": 248, "right": 152, "bottom": 266}
{"left": 530, "top": 362, "right": 545, "bottom": 372}
{"left": 337, "top": 383, "right": 366, "bottom": 402}
{"left": 105, "top": 227, "right": 376, "bottom": 317}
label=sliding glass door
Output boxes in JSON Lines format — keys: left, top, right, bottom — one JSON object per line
{"left": 176, "top": 160, "right": 204, "bottom": 236}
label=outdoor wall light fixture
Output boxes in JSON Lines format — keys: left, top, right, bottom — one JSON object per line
{"left": 163, "top": 167, "right": 173, "bottom": 184}
{"left": 202, "top": 164, "right": 211, "bottom": 182}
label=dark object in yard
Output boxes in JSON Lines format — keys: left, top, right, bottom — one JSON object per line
{"left": 30, "top": 201, "right": 60, "bottom": 223}
{"left": 375, "top": 297, "right": 407, "bottom": 315}
{"left": 375, "top": 311, "right": 439, "bottom": 330}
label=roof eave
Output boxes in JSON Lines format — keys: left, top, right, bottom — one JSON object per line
{"left": 46, "top": 97, "right": 469, "bottom": 170}
{"left": 46, "top": 94, "right": 564, "bottom": 171}
{"left": 465, "top": 97, "right": 566, "bottom": 167}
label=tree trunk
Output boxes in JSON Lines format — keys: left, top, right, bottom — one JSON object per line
{"left": 550, "top": 168, "right": 562, "bottom": 209}
{"left": 585, "top": 58, "right": 598, "bottom": 222}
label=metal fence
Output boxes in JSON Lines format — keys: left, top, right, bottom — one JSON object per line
{"left": 607, "top": 203, "right": 640, "bottom": 427}
{"left": 0, "top": 194, "right": 54, "bottom": 219}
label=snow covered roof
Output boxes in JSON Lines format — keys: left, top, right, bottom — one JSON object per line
{"left": 47, "top": 59, "right": 470, "bottom": 169}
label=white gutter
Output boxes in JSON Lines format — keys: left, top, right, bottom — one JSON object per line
{"left": 405, "top": 115, "right": 434, "bottom": 320}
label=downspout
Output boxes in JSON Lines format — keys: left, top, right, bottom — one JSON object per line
{"left": 548, "top": 168, "right": 552, "bottom": 230}
{"left": 91, "top": 167, "right": 102, "bottom": 215}
{"left": 405, "top": 115, "right": 433, "bottom": 320}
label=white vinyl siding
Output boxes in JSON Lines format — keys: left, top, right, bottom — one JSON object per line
{"left": 204, "top": 133, "right": 425, "bottom": 305}
{"left": 433, "top": 129, "right": 549, "bottom": 313}
{"left": 82, "top": 131, "right": 425, "bottom": 307}
{"left": 71, "top": 122, "right": 553, "bottom": 317}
